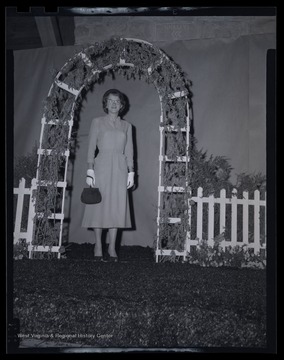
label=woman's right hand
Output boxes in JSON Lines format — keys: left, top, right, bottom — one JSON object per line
{"left": 86, "top": 169, "right": 95, "bottom": 187}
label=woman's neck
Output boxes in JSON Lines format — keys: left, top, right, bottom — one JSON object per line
{"left": 108, "top": 113, "right": 119, "bottom": 122}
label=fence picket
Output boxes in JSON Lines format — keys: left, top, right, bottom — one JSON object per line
{"left": 13, "top": 178, "right": 26, "bottom": 243}
{"left": 231, "top": 189, "right": 238, "bottom": 246}
{"left": 219, "top": 189, "right": 226, "bottom": 235}
{"left": 242, "top": 191, "right": 249, "bottom": 245}
{"left": 208, "top": 194, "right": 214, "bottom": 246}
{"left": 197, "top": 187, "right": 203, "bottom": 241}
{"left": 254, "top": 190, "right": 260, "bottom": 253}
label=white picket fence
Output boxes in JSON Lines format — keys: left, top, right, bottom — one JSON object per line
{"left": 14, "top": 179, "right": 266, "bottom": 261}
{"left": 156, "top": 187, "right": 266, "bottom": 261}
{"left": 13, "top": 178, "right": 61, "bottom": 258}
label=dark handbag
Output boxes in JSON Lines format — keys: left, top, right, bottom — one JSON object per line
{"left": 81, "top": 187, "right": 102, "bottom": 204}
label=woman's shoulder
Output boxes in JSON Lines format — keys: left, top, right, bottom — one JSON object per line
{"left": 93, "top": 115, "right": 106, "bottom": 122}
{"left": 120, "top": 119, "right": 132, "bottom": 128}
{"left": 91, "top": 116, "right": 105, "bottom": 125}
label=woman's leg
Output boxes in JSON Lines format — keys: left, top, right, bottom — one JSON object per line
{"left": 108, "top": 228, "right": 118, "bottom": 257}
{"left": 94, "top": 228, "right": 103, "bottom": 257}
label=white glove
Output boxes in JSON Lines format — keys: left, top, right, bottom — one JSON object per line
{"left": 86, "top": 169, "right": 95, "bottom": 187}
{"left": 127, "top": 172, "right": 135, "bottom": 189}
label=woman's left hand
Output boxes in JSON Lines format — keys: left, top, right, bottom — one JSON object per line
{"left": 127, "top": 172, "right": 135, "bottom": 189}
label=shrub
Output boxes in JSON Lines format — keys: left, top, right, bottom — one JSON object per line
{"left": 187, "top": 236, "right": 266, "bottom": 269}
{"left": 14, "top": 239, "right": 29, "bottom": 260}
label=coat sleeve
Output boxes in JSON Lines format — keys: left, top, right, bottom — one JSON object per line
{"left": 125, "top": 123, "right": 134, "bottom": 172}
{"left": 87, "top": 118, "right": 99, "bottom": 165}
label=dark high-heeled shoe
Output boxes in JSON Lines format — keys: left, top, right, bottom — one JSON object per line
{"left": 94, "top": 256, "right": 103, "bottom": 262}
{"left": 102, "top": 253, "right": 118, "bottom": 262}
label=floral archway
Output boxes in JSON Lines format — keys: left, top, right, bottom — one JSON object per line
{"left": 33, "top": 37, "right": 193, "bottom": 255}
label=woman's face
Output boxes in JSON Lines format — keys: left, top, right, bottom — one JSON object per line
{"left": 106, "top": 94, "right": 122, "bottom": 115}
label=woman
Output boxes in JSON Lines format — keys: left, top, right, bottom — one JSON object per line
{"left": 81, "top": 89, "right": 135, "bottom": 262}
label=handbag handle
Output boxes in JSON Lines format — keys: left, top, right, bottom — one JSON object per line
{"left": 87, "top": 175, "right": 94, "bottom": 188}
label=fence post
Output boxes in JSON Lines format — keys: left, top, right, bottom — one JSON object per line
{"left": 27, "top": 178, "right": 37, "bottom": 259}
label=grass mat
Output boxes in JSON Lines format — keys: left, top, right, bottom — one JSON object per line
{"left": 13, "top": 245, "right": 266, "bottom": 348}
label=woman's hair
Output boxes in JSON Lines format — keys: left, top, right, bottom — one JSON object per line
{"left": 102, "top": 89, "right": 126, "bottom": 115}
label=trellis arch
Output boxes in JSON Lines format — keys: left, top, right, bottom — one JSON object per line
{"left": 32, "top": 37, "right": 193, "bottom": 260}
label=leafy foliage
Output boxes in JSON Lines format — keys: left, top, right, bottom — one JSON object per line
{"left": 14, "top": 143, "right": 38, "bottom": 187}
{"left": 187, "top": 237, "right": 266, "bottom": 269}
{"left": 13, "top": 239, "right": 29, "bottom": 260}
{"left": 187, "top": 136, "right": 233, "bottom": 196}
{"left": 235, "top": 172, "right": 266, "bottom": 199}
